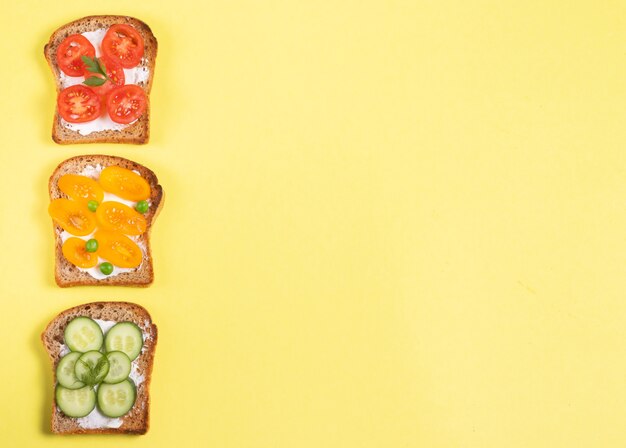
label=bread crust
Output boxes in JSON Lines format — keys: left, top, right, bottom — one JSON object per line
{"left": 41, "top": 302, "right": 158, "bottom": 434}
{"left": 44, "top": 15, "right": 157, "bottom": 145}
{"left": 49, "top": 155, "right": 164, "bottom": 287}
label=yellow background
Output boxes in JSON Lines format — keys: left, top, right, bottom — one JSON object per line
{"left": 1, "top": 0, "right": 625, "bottom": 446}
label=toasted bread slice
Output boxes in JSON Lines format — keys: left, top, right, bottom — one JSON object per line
{"left": 44, "top": 15, "right": 157, "bottom": 144}
{"left": 49, "top": 155, "right": 164, "bottom": 287}
{"left": 42, "top": 301, "right": 158, "bottom": 434}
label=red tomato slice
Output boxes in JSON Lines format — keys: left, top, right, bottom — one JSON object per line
{"left": 56, "top": 34, "right": 96, "bottom": 76}
{"left": 106, "top": 85, "right": 147, "bottom": 124}
{"left": 57, "top": 85, "right": 101, "bottom": 123}
{"left": 82, "top": 56, "right": 125, "bottom": 98}
{"left": 102, "top": 24, "right": 145, "bottom": 68}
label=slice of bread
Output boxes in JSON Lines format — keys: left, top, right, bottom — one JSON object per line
{"left": 49, "top": 155, "right": 164, "bottom": 287}
{"left": 42, "top": 301, "right": 158, "bottom": 435}
{"left": 44, "top": 15, "right": 157, "bottom": 144}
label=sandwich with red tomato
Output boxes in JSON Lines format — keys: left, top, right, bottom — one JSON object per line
{"left": 44, "top": 16, "right": 157, "bottom": 144}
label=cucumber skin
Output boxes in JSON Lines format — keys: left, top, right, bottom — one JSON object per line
{"left": 55, "top": 385, "right": 96, "bottom": 418}
{"left": 97, "top": 379, "right": 137, "bottom": 418}
{"left": 103, "top": 351, "right": 132, "bottom": 384}
{"left": 104, "top": 322, "right": 143, "bottom": 360}
{"left": 75, "top": 351, "right": 110, "bottom": 385}
{"left": 56, "top": 352, "right": 85, "bottom": 390}
{"left": 64, "top": 317, "right": 104, "bottom": 352}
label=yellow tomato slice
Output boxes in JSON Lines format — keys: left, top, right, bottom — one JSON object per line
{"left": 62, "top": 237, "right": 98, "bottom": 268}
{"left": 99, "top": 166, "right": 150, "bottom": 201}
{"left": 95, "top": 230, "right": 143, "bottom": 268}
{"left": 96, "top": 201, "right": 147, "bottom": 235}
{"left": 58, "top": 174, "right": 104, "bottom": 203}
{"left": 48, "top": 199, "right": 97, "bottom": 236}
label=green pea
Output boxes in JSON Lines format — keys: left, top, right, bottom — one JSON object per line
{"left": 99, "top": 262, "right": 114, "bottom": 275}
{"left": 135, "top": 200, "right": 149, "bottom": 214}
{"left": 85, "top": 239, "right": 98, "bottom": 253}
{"left": 87, "top": 200, "right": 99, "bottom": 212}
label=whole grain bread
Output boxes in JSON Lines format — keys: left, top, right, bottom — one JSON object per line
{"left": 41, "top": 301, "right": 158, "bottom": 435}
{"left": 49, "top": 155, "right": 164, "bottom": 287}
{"left": 44, "top": 15, "right": 157, "bottom": 144}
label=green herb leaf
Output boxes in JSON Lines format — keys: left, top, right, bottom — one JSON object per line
{"left": 97, "top": 58, "right": 108, "bottom": 77}
{"left": 83, "top": 76, "right": 107, "bottom": 87}
{"left": 81, "top": 55, "right": 101, "bottom": 74}
{"left": 77, "top": 356, "right": 110, "bottom": 387}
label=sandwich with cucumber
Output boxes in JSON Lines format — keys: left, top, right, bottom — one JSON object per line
{"left": 42, "top": 302, "right": 157, "bottom": 434}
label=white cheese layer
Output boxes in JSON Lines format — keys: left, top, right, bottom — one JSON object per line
{"left": 76, "top": 409, "right": 123, "bottom": 429}
{"left": 61, "top": 116, "right": 129, "bottom": 136}
{"left": 58, "top": 29, "right": 150, "bottom": 136}
{"left": 60, "top": 229, "right": 143, "bottom": 280}
{"left": 59, "top": 164, "right": 149, "bottom": 280}
{"left": 62, "top": 319, "right": 149, "bottom": 430}
{"left": 94, "top": 318, "right": 118, "bottom": 333}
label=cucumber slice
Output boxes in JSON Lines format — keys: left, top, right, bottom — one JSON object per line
{"left": 56, "top": 352, "right": 85, "bottom": 389}
{"left": 103, "top": 351, "right": 132, "bottom": 384}
{"left": 56, "top": 385, "right": 96, "bottom": 418}
{"left": 104, "top": 322, "right": 143, "bottom": 360}
{"left": 74, "top": 351, "right": 110, "bottom": 385}
{"left": 97, "top": 379, "right": 136, "bottom": 418}
{"left": 64, "top": 317, "right": 103, "bottom": 352}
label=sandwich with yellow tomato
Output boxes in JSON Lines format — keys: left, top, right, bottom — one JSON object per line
{"left": 48, "top": 155, "right": 164, "bottom": 287}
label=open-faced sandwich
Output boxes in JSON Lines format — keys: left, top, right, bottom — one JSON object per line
{"left": 44, "top": 16, "right": 157, "bottom": 144}
{"left": 47, "top": 155, "right": 164, "bottom": 287}
{"left": 42, "top": 302, "right": 157, "bottom": 434}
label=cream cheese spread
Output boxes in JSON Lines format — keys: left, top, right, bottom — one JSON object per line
{"left": 59, "top": 164, "right": 149, "bottom": 280}
{"left": 57, "top": 319, "right": 149, "bottom": 430}
{"left": 58, "top": 29, "right": 150, "bottom": 136}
